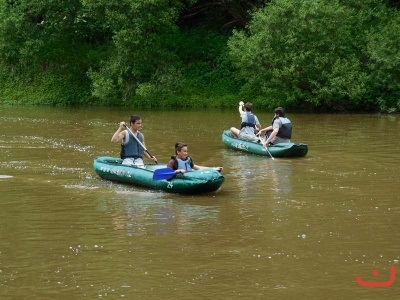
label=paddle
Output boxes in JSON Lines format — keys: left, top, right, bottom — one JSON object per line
{"left": 265, "top": 146, "right": 275, "bottom": 160}
{"left": 124, "top": 124, "right": 158, "bottom": 164}
{"left": 258, "top": 135, "right": 275, "bottom": 160}
{"left": 153, "top": 168, "right": 176, "bottom": 181}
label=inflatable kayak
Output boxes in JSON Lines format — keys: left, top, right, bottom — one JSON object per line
{"left": 222, "top": 130, "right": 308, "bottom": 158}
{"left": 93, "top": 156, "right": 225, "bottom": 194}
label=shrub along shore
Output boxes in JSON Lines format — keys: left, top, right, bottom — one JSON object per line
{"left": 0, "top": 0, "right": 399, "bottom": 113}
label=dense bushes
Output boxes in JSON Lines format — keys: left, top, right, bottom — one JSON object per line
{"left": 228, "top": 0, "right": 400, "bottom": 112}
{"left": 0, "top": 0, "right": 398, "bottom": 112}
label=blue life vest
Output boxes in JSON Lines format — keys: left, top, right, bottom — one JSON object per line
{"left": 171, "top": 156, "right": 194, "bottom": 171}
{"left": 272, "top": 117, "right": 292, "bottom": 139}
{"left": 120, "top": 130, "right": 144, "bottom": 159}
{"left": 240, "top": 112, "right": 256, "bottom": 129}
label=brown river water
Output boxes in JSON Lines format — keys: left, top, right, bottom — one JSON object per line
{"left": 0, "top": 106, "right": 399, "bottom": 299}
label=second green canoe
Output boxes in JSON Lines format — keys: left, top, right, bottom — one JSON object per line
{"left": 222, "top": 130, "right": 308, "bottom": 158}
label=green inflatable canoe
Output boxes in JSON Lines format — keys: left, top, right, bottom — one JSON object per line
{"left": 93, "top": 156, "right": 225, "bottom": 194}
{"left": 222, "top": 130, "right": 308, "bottom": 158}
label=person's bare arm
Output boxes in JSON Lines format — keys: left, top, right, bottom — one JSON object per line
{"left": 238, "top": 101, "right": 244, "bottom": 114}
{"left": 193, "top": 164, "right": 223, "bottom": 172}
{"left": 111, "top": 122, "right": 126, "bottom": 142}
{"left": 257, "top": 125, "right": 272, "bottom": 135}
{"left": 263, "top": 128, "right": 279, "bottom": 147}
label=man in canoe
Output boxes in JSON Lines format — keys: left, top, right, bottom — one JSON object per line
{"left": 167, "top": 142, "right": 223, "bottom": 173}
{"left": 111, "top": 115, "right": 157, "bottom": 166}
{"left": 257, "top": 107, "right": 292, "bottom": 148}
{"left": 230, "top": 101, "right": 261, "bottom": 142}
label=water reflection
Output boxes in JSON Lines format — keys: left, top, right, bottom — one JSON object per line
{"left": 98, "top": 192, "right": 221, "bottom": 236}
{"left": 221, "top": 150, "right": 293, "bottom": 196}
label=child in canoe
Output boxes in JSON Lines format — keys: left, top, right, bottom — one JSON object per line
{"left": 167, "top": 142, "right": 223, "bottom": 174}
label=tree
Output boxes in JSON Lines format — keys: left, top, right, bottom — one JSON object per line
{"left": 86, "top": 0, "right": 183, "bottom": 105}
{"left": 0, "top": 0, "right": 89, "bottom": 74}
{"left": 228, "top": 0, "right": 399, "bottom": 111}
{"left": 178, "top": 0, "right": 270, "bottom": 31}
{"left": 365, "top": 9, "right": 400, "bottom": 112}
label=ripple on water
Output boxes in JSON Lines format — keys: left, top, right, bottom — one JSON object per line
{"left": 64, "top": 184, "right": 99, "bottom": 190}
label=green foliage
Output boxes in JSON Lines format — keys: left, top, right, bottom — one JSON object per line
{"left": 228, "top": 0, "right": 400, "bottom": 112}
{"left": 0, "top": 0, "right": 89, "bottom": 72}
{"left": 0, "top": 0, "right": 109, "bottom": 107}
{"left": 365, "top": 9, "right": 400, "bottom": 112}
{"left": 0, "top": 70, "right": 92, "bottom": 106}
{"left": 86, "top": 0, "right": 183, "bottom": 105}
{"left": 0, "top": 0, "right": 398, "bottom": 112}
{"left": 173, "top": 28, "right": 241, "bottom": 100}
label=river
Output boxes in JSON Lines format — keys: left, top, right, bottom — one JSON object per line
{"left": 0, "top": 106, "right": 399, "bottom": 299}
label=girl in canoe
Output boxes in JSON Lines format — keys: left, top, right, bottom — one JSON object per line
{"left": 167, "top": 142, "right": 223, "bottom": 174}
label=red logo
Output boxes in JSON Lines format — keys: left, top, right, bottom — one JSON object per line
{"left": 356, "top": 266, "right": 396, "bottom": 287}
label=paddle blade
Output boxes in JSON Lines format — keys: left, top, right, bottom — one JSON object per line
{"left": 153, "top": 168, "right": 176, "bottom": 181}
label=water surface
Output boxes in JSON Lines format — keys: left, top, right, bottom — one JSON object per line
{"left": 0, "top": 106, "right": 399, "bottom": 299}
